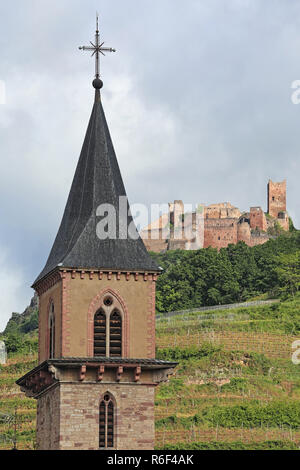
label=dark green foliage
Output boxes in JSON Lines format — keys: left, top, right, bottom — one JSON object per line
{"left": 289, "top": 217, "right": 296, "bottom": 232}
{"left": 2, "top": 294, "right": 38, "bottom": 336}
{"left": 246, "top": 352, "right": 272, "bottom": 375}
{"left": 201, "top": 402, "right": 300, "bottom": 429}
{"left": 267, "top": 221, "right": 285, "bottom": 236}
{"left": 20, "top": 311, "right": 38, "bottom": 334}
{"left": 2, "top": 333, "right": 38, "bottom": 355}
{"left": 156, "top": 378, "right": 185, "bottom": 398}
{"left": 220, "top": 377, "right": 248, "bottom": 393}
{"left": 4, "top": 310, "right": 38, "bottom": 336}
{"left": 157, "top": 440, "right": 299, "bottom": 450}
{"left": 156, "top": 402, "right": 300, "bottom": 430}
{"left": 3, "top": 309, "right": 38, "bottom": 336}
{"left": 157, "top": 344, "right": 222, "bottom": 361}
{"left": 0, "top": 360, "right": 37, "bottom": 374}
{"left": 151, "top": 231, "right": 300, "bottom": 313}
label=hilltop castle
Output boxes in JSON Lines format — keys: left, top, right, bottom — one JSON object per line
{"left": 141, "top": 180, "right": 289, "bottom": 252}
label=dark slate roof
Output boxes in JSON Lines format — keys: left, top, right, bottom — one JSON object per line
{"left": 34, "top": 89, "right": 160, "bottom": 285}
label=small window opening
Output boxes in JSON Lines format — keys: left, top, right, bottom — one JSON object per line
{"left": 99, "top": 395, "right": 114, "bottom": 448}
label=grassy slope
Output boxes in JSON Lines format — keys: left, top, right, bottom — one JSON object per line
{"left": 155, "top": 295, "right": 300, "bottom": 449}
{"left": 0, "top": 297, "right": 300, "bottom": 450}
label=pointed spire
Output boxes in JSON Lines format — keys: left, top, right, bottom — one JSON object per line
{"left": 33, "top": 47, "right": 159, "bottom": 286}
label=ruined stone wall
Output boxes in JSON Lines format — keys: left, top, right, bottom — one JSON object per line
{"left": 205, "top": 203, "right": 241, "bottom": 220}
{"left": 249, "top": 233, "right": 270, "bottom": 247}
{"left": 237, "top": 221, "right": 251, "bottom": 245}
{"left": 250, "top": 207, "right": 267, "bottom": 232}
{"left": 142, "top": 237, "right": 168, "bottom": 253}
{"left": 277, "top": 211, "right": 289, "bottom": 231}
{"left": 268, "top": 180, "right": 286, "bottom": 218}
{"left": 140, "top": 180, "right": 289, "bottom": 253}
{"left": 173, "top": 200, "right": 184, "bottom": 226}
{"left": 204, "top": 219, "right": 238, "bottom": 249}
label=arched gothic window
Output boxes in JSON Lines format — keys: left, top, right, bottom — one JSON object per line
{"left": 49, "top": 303, "right": 55, "bottom": 359}
{"left": 93, "top": 295, "right": 123, "bottom": 358}
{"left": 99, "top": 393, "right": 114, "bottom": 448}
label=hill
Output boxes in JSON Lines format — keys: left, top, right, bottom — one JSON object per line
{"left": 2, "top": 231, "right": 299, "bottom": 340}
{"left": 0, "top": 230, "right": 299, "bottom": 449}
{"left": 3, "top": 294, "right": 38, "bottom": 336}
{"left": 154, "top": 295, "right": 300, "bottom": 449}
{"left": 0, "top": 295, "right": 300, "bottom": 450}
{"left": 152, "top": 231, "right": 300, "bottom": 313}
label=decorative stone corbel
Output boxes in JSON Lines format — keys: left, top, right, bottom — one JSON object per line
{"left": 79, "top": 365, "right": 86, "bottom": 381}
{"left": 134, "top": 366, "right": 141, "bottom": 382}
{"left": 116, "top": 366, "right": 123, "bottom": 382}
{"left": 97, "top": 365, "right": 105, "bottom": 382}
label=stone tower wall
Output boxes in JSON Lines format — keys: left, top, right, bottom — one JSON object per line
{"left": 268, "top": 179, "right": 286, "bottom": 218}
{"left": 37, "top": 271, "right": 157, "bottom": 362}
{"left": 38, "top": 281, "right": 62, "bottom": 363}
{"left": 36, "top": 382, "right": 155, "bottom": 450}
{"left": 250, "top": 207, "right": 267, "bottom": 232}
{"left": 36, "top": 385, "right": 60, "bottom": 450}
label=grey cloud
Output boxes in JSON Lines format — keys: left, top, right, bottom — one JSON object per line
{"left": 0, "top": 0, "right": 299, "bottom": 329}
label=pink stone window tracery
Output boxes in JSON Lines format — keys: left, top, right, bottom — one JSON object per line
{"left": 99, "top": 393, "right": 115, "bottom": 448}
{"left": 89, "top": 289, "right": 129, "bottom": 357}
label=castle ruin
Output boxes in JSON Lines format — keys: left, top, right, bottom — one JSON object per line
{"left": 141, "top": 180, "right": 289, "bottom": 252}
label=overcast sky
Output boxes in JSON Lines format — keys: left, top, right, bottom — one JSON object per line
{"left": 0, "top": 0, "right": 300, "bottom": 330}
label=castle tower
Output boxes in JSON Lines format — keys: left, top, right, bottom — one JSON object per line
{"left": 249, "top": 207, "right": 267, "bottom": 232}
{"left": 267, "top": 179, "right": 287, "bottom": 218}
{"left": 17, "top": 19, "right": 176, "bottom": 450}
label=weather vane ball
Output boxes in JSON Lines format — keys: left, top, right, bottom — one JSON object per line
{"left": 79, "top": 14, "right": 116, "bottom": 89}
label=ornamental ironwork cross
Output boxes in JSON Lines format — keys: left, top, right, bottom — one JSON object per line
{"left": 79, "top": 14, "right": 116, "bottom": 79}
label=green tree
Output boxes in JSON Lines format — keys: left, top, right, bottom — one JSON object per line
{"left": 275, "top": 251, "right": 300, "bottom": 297}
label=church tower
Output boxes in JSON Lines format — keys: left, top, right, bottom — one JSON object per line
{"left": 17, "top": 18, "right": 176, "bottom": 450}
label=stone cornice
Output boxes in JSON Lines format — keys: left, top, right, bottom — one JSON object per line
{"left": 33, "top": 269, "right": 62, "bottom": 295}
{"left": 16, "top": 358, "right": 177, "bottom": 398}
{"left": 33, "top": 267, "right": 160, "bottom": 294}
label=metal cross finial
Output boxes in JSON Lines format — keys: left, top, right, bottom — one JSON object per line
{"left": 79, "top": 13, "right": 116, "bottom": 85}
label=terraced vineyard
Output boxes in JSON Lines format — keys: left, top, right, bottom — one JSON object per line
{"left": 1, "top": 296, "right": 300, "bottom": 450}
{"left": 0, "top": 354, "right": 37, "bottom": 449}
{"left": 155, "top": 296, "right": 300, "bottom": 449}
